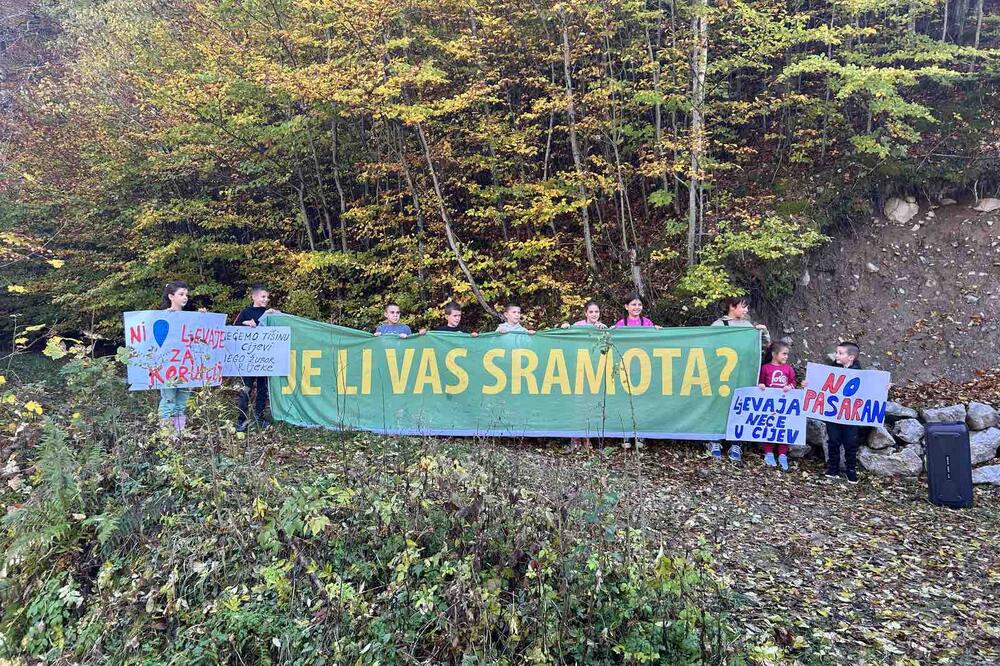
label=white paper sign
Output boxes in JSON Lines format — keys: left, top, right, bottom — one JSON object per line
{"left": 726, "top": 387, "right": 807, "bottom": 446}
{"left": 123, "top": 311, "right": 226, "bottom": 390}
{"left": 223, "top": 326, "right": 291, "bottom": 377}
{"left": 803, "top": 362, "right": 890, "bottom": 426}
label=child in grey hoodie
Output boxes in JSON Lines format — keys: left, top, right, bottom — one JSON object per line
{"left": 708, "top": 296, "right": 771, "bottom": 461}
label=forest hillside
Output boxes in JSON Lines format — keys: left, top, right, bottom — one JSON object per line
{"left": 2, "top": 0, "right": 999, "bottom": 374}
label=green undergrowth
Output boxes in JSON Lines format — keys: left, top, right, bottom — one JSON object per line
{"left": 1, "top": 348, "right": 742, "bottom": 664}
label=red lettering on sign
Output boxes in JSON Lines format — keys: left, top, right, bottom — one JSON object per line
{"left": 837, "top": 398, "right": 854, "bottom": 420}
{"left": 821, "top": 372, "right": 846, "bottom": 394}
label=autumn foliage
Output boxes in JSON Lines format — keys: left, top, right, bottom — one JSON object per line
{"left": 1, "top": 0, "right": 997, "bottom": 334}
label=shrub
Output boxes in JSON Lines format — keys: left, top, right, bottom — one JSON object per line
{"left": 1, "top": 348, "right": 738, "bottom": 664}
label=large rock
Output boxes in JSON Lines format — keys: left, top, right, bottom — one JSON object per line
{"left": 885, "top": 401, "right": 918, "bottom": 420}
{"left": 884, "top": 197, "right": 919, "bottom": 224}
{"left": 970, "top": 428, "right": 1000, "bottom": 465}
{"left": 868, "top": 426, "right": 897, "bottom": 450}
{"left": 893, "top": 418, "right": 925, "bottom": 445}
{"left": 920, "top": 404, "right": 967, "bottom": 423}
{"left": 972, "top": 465, "right": 1000, "bottom": 485}
{"left": 973, "top": 197, "right": 1000, "bottom": 213}
{"left": 788, "top": 443, "right": 811, "bottom": 459}
{"left": 806, "top": 419, "right": 827, "bottom": 446}
{"left": 967, "top": 402, "right": 999, "bottom": 431}
{"left": 859, "top": 445, "right": 923, "bottom": 477}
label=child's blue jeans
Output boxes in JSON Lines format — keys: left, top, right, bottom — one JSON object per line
{"left": 158, "top": 388, "right": 192, "bottom": 418}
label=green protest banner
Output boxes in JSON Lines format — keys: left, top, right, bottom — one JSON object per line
{"left": 266, "top": 314, "right": 761, "bottom": 440}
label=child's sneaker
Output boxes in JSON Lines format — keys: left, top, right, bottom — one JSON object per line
{"left": 778, "top": 454, "right": 789, "bottom": 472}
{"left": 728, "top": 444, "right": 742, "bottom": 461}
{"left": 846, "top": 470, "right": 859, "bottom": 484}
{"left": 763, "top": 452, "right": 777, "bottom": 467}
{"left": 710, "top": 442, "right": 722, "bottom": 459}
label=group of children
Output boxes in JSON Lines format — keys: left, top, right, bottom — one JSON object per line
{"left": 157, "top": 283, "right": 866, "bottom": 483}
{"left": 707, "top": 297, "right": 864, "bottom": 482}
{"left": 371, "top": 294, "right": 660, "bottom": 337}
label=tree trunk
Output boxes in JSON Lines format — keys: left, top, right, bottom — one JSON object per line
{"left": 330, "top": 114, "right": 348, "bottom": 252}
{"left": 941, "top": 0, "right": 949, "bottom": 42}
{"left": 558, "top": 8, "right": 598, "bottom": 273}
{"left": 954, "top": 0, "right": 970, "bottom": 43}
{"left": 670, "top": 0, "right": 681, "bottom": 216}
{"left": 302, "top": 123, "right": 335, "bottom": 249}
{"left": 414, "top": 122, "right": 496, "bottom": 318}
{"left": 973, "top": 0, "right": 984, "bottom": 45}
{"left": 688, "top": 0, "right": 708, "bottom": 268}
{"left": 294, "top": 167, "right": 316, "bottom": 252}
{"left": 646, "top": 16, "right": 672, "bottom": 208}
{"left": 391, "top": 126, "right": 429, "bottom": 306}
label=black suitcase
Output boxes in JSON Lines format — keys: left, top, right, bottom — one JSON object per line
{"left": 924, "top": 422, "right": 973, "bottom": 508}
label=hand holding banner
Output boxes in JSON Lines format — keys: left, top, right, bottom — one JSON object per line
{"left": 803, "top": 362, "right": 890, "bottom": 426}
{"left": 726, "top": 387, "right": 807, "bottom": 446}
{"left": 123, "top": 311, "right": 226, "bottom": 390}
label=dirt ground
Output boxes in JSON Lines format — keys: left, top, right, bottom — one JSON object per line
{"left": 771, "top": 201, "right": 1000, "bottom": 385}
{"left": 506, "top": 440, "right": 1000, "bottom": 665}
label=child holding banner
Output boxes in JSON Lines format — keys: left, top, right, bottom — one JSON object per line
{"left": 235, "top": 284, "right": 278, "bottom": 432}
{"left": 708, "top": 295, "right": 770, "bottom": 461}
{"left": 432, "top": 301, "right": 477, "bottom": 335}
{"left": 822, "top": 341, "right": 864, "bottom": 484}
{"left": 158, "top": 281, "right": 194, "bottom": 435}
{"left": 374, "top": 303, "right": 412, "bottom": 337}
{"left": 573, "top": 301, "right": 608, "bottom": 329}
{"left": 711, "top": 296, "right": 771, "bottom": 345}
{"left": 613, "top": 294, "right": 656, "bottom": 327}
{"left": 567, "top": 301, "right": 607, "bottom": 448}
{"left": 757, "top": 341, "right": 797, "bottom": 471}
{"left": 496, "top": 304, "right": 535, "bottom": 333}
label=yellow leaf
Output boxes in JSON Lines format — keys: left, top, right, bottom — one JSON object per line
{"left": 0, "top": 375, "right": 5, "bottom": 386}
{"left": 7, "top": 285, "right": 27, "bottom": 294}
{"left": 14, "top": 337, "right": 27, "bottom": 345}
{"left": 24, "top": 401, "right": 43, "bottom": 415}
{"left": 22, "top": 324, "right": 46, "bottom": 332}
{"left": 47, "top": 259, "right": 65, "bottom": 268}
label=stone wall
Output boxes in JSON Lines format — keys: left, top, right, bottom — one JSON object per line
{"left": 803, "top": 401, "right": 1000, "bottom": 483}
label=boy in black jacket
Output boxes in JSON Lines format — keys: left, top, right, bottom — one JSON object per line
{"left": 825, "top": 341, "right": 863, "bottom": 484}
{"left": 235, "top": 284, "right": 277, "bottom": 432}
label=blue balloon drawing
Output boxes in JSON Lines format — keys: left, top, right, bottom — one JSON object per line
{"left": 152, "top": 319, "right": 169, "bottom": 347}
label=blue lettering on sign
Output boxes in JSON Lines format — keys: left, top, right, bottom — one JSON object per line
{"left": 825, "top": 395, "right": 839, "bottom": 417}
{"left": 843, "top": 377, "right": 861, "bottom": 397}
{"left": 860, "top": 400, "right": 886, "bottom": 424}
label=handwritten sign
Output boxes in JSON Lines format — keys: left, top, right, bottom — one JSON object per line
{"left": 726, "top": 388, "right": 806, "bottom": 446}
{"left": 124, "top": 311, "right": 226, "bottom": 390}
{"left": 223, "top": 326, "right": 291, "bottom": 377}
{"left": 803, "top": 362, "right": 890, "bottom": 426}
